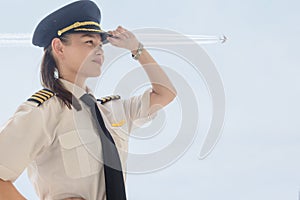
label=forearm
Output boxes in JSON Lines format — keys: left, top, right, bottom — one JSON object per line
{"left": 107, "top": 26, "right": 176, "bottom": 97}
{"left": 0, "top": 179, "right": 26, "bottom": 200}
{"left": 132, "top": 48, "right": 177, "bottom": 97}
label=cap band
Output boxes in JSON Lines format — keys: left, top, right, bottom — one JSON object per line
{"left": 57, "top": 21, "right": 101, "bottom": 36}
{"left": 74, "top": 28, "right": 105, "bottom": 33}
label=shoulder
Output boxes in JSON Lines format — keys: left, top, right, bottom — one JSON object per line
{"left": 97, "top": 94, "right": 121, "bottom": 105}
{"left": 2, "top": 88, "right": 58, "bottom": 131}
{"left": 24, "top": 88, "right": 62, "bottom": 118}
{"left": 27, "top": 88, "right": 55, "bottom": 107}
{"left": 20, "top": 88, "right": 64, "bottom": 139}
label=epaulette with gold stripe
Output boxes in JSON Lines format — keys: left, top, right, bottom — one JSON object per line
{"left": 97, "top": 95, "right": 120, "bottom": 104}
{"left": 27, "top": 88, "right": 55, "bottom": 106}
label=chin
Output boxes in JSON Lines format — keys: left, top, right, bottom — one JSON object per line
{"left": 87, "top": 70, "right": 101, "bottom": 77}
{"left": 86, "top": 68, "right": 102, "bottom": 77}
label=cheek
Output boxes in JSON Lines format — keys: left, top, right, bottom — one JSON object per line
{"left": 78, "top": 52, "right": 103, "bottom": 77}
{"left": 65, "top": 48, "right": 92, "bottom": 70}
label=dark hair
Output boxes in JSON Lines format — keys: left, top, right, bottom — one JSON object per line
{"left": 40, "top": 35, "right": 82, "bottom": 111}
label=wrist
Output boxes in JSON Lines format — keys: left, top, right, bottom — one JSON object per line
{"left": 131, "top": 42, "right": 144, "bottom": 60}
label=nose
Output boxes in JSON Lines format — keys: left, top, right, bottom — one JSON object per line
{"left": 95, "top": 44, "right": 103, "bottom": 55}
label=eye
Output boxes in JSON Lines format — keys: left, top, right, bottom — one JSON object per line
{"left": 85, "top": 40, "right": 94, "bottom": 45}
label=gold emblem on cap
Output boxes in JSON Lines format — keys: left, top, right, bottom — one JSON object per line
{"left": 57, "top": 21, "right": 101, "bottom": 36}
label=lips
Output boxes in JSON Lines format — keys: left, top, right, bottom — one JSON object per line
{"left": 92, "top": 57, "right": 103, "bottom": 65}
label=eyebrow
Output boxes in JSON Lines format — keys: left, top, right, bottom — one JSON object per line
{"left": 80, "top": 33, "right": 103, "bottom": 44}
{"left": 80, "top": 33, "right": 97, "bottom": 38}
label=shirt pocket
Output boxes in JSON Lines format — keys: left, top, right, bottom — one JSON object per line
{"left": 58, "top": 130, "right": 102, "bottom": 179}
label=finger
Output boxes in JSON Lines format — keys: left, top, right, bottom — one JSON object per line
{"left": 117, "top": 25, "right": 127, "bottom": 31}
{"left": 116, "top": 26, "right": 130, "bottom": 38}
{"left": 112, "top": 30, "right": 117, "bottom": 36}
{"left": 106, "top": 31, "right": 114, "bottom": 38}
{"left": 107, "top": 30, "right": 119, "bottom": 39}
{"left": 120, "top": 27, "right": 134, "bottom": 39}
{"left": 113, "top": 30, "right": 127, "bottom": 40}
{"left": 117, "top": 26, "right": 125, "bottom": 32}
{"left": 122, "top": 31, "right": 130, "bottom": 39}
{"left": 106, "top": 36, "right": 120, "bottom": 46}
{"left": 108, "top": 30, "right": 118, "bottom": 37}
{"left": 116, "top": 28, "right": 130, "bottom": 39}
{"left": 113, "top": 30, "right": 123, "bottom": 38}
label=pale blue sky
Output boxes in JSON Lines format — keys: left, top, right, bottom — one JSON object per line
{"left": 0, "top": 0, "right": 300, "bottom": 199}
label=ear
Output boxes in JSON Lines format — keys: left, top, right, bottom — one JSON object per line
{"left": 51, "top": 38, "right": 65, "bottom": 58}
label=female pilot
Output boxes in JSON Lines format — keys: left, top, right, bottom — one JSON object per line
{"left": 0, "top": 0, "right": 176, "bottom": 199}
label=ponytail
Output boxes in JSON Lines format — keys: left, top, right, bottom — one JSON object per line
{"left": 40, "top": 37, "right": 82, "bottom": 111}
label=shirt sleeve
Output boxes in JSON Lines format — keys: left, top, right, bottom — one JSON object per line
{"left": 0, "top": 101, "right": 50, "bottom": 182}
{"left": 122, "top": 87, "right": 158, "bottom": 133}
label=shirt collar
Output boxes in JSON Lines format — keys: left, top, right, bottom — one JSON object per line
{"left": 59, "top": 78, "right": 94, "bottom": 99}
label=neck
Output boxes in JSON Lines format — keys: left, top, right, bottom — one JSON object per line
{"left": 61, "top": 75, "right": 87, "bottom": 91}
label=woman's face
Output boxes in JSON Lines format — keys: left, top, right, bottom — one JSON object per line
{"left": 59, "top": 33, "right": 104, "bottom": 81}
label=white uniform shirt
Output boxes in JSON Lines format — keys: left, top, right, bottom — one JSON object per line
{"left": 0, "top": 79, "right": 157, "bottom": 200}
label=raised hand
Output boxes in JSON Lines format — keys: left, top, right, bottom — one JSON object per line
{"left": 106, "top": 26, "right": 140, "bottom": 51}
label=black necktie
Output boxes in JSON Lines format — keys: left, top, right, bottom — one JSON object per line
{"left": 80, "top": 93, "right": 127, "bottom": 200}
